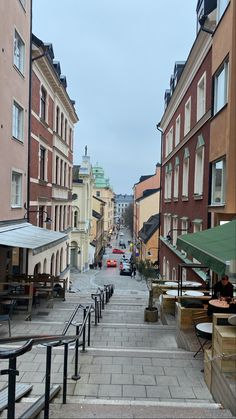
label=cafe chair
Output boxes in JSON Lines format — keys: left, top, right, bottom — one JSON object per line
{"left": 0, "top": 299, "right": 16, "bottom": 337}
{"left": 192, "top": 309, "right": 212, "bottom": 358}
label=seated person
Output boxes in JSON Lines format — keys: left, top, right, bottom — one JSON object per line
{"left": 208, "top": 275, "right": 234, "bottom": 316}
{"left": 212, "top": 275, "right": 233, "bottom": 299}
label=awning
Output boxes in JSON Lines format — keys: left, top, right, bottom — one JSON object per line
{"left": 0, "top": 223, "right": 67, "bottom": 255}
{"left": 177, "top": 220, "right": 236, "bottom": 276}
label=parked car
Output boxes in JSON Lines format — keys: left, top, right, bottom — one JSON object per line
{"left": 106, "top": 259, "right": 117, "bottom": 268}
{"left": 112, "top": 248, "right": 125, "bottom": 254}
{"left": 120, "top": 262, "right": 132, "bottom": 276}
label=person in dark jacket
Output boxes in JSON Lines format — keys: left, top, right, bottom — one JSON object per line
{"left": 213, "top": 275, "right": 233, "bottom": 299}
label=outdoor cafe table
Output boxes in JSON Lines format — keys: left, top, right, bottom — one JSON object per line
{"left": 209, "top": 299, "right": 230, "bottom": 309}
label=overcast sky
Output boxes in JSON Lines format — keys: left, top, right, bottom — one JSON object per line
{"left": 32, "top": 0, "right": 197, "bottom": 194}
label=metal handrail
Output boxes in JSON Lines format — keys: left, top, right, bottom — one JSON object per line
{"left": 0, "top": 284, "right": 114, "bottom": 419}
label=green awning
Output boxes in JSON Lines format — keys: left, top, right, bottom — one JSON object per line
{"left": 177, "top": 220, "right": 236, "bottom": 276}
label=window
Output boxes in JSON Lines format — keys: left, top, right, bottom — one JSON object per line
{"left": 193, "top": 221, "right": 202, "bottom": 233}
{"left": 73, "top": 211, "right": 78, "bottom": 228}
{"left": 197, "top": 72, "right": 206, "bottom": 121}
{"left": 194, "top": 135, "right": 205, "bottom": 196}
{"left": 11, "top": 171, "right": 22, "bottom": 207}
{"left": 12, "top": 101, "right": 23, "bottom": 141}
{"left": 182, "top": 148, "right": 189, "bottom": 197}
{"left": 175, "top": 115, "right": 181, "bottom": 146}
{"left": 39, "top": 146, "right": 46, "bottom": 180}
{"left": 65, "top": 119, "right": 67, "bottom": 142}
{"left": 172, "top": 217, "right": 178, "bottom": 246}
{"left": 69, "top": 128, "right": 72, "bottom": 149}
{"left": 184, "top": 97, "right": 191, "bottom": 135}
{"left": 165, "top": 127, "right": 173, "bottom": 156}
{"left": 96, "top": 191, "right": 100, "bottom": 197}
{"left": 61, "top": 113, "right": 64, "bottom": 138}
{"left": 211, "top": 158, "right": 226, "bottom": 204}
{"left": 55, "top": 156, "right": 59, "bottom": 184}
{"left": 181, "top": 219, "right": 188, "bottom": 235}
{"left": 40, "top": 86, "right": 47, "bottom": 121}
{"left": 174, "top": 157, "right": 179, "bottom": 199}
{"left": 217, "top": 0, "right": 229, "bottom": 22}
{"left": 56, "top": 106, "right": 59, "bottom": 133}
{"left": 214, "top": 60, "right": 229, "bottom": 114}
{"left": 14, "top": 30, "right": 25, "bottom": 73}
{"left": 164, "top": 164, "right": 172, "bottom": 200}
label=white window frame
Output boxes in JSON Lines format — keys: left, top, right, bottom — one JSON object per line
{"left": 181, "top": 219, "right": 188, "bottom": 235}
{"left": 184, "top": 97, "right": 191, "bottom": 136}
{"left": 175, "top": 115, "right": 181, "bottom": 146}
{"left": 194, "top": 145, "right": 204, "bottom": 196}
{"left": 211, "top": 158, "right": 226, "bottom": 205}
{"left": 214, "top": 60, "right": 229, "bottom": 114}
{"left": 197, "top": 72, "right": 206, "bottom": 121}
{"left": 217, "top": 0, "right": 229, "bottom": 22}
{"left": 13, "top": 29, "right": 25, "bottom": 74}
{"left": 182, "top": 156, "right": 189, "bottom": 198}
{"left": 11, "top": 171, "right": 23, "bottom": 208}
{"left": 12, "top": 100, "right": 24, "bottom": 141}
{"left": 172, "top": 217, "right": 178, "bottom": 246}
{"left": 40, "top": 86, "right": 47, "bottom": 121}
{"left": 174, "top": 164, "right": 179, "bottom": 199}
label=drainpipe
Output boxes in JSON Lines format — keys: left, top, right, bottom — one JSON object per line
{"left": 156, "top": 122, "right": 163, "bottom": 275}
{"left": 25, "top": 0, "right": 33, "bottom": 276}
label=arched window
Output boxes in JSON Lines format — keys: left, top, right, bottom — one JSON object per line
{"left": 166, "top": 260, "right": 170, "bottom": 281}
{"left": 163, "top": 256, "right": 166, "bottom": 279}
{"left": 55, "top": 251, "right": 59, "bottom": 276}
{"left": 50, "top": 254, "right": 55, "bottom": 275}
{"left": 172, "top": 267, "right": 176, "bottom": 281}
{"left": 34, "top": 262, "right": 41, "bottom": 275}
{"left": 74, "top": 211, "right": 78, "bottom": 228}
{"left": 60, "top": 248, "right": 63, "bottom": 273}
{"left": 61, "top": 113, "right": 64, "bottom": 138}
{"left": 43, "top": 258, "right": 47, "bottom": 273}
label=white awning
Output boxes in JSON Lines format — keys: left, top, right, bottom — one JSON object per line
{"left": 0, "top": 223, "right": 67, "bottom": 255}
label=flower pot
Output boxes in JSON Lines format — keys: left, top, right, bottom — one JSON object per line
{"left": 144, "top": 307, "right": 158, "bottom": 322}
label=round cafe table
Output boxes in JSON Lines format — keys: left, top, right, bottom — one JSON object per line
{"left": 209, "top": 299, "right": 230, "bottom": 309}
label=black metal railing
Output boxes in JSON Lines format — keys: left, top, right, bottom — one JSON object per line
{"left": 0, "top": 284, "right": 114, "bottom": 419}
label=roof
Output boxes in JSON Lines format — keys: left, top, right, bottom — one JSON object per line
{"left": 138, "top": 214, "right": 160, "bottom": 244}
{"left": 177, "top": 220, "right": 236, "bottom": 276}
{"left": 0, "top": 223, "right": 67, "bottom": 255}
{"left": 136, "top": 188, "right": 160, "bottom": 202}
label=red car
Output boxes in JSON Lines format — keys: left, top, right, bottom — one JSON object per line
{"left": 112, "top": 248, "right": 125, "bottom": 254}
{"left": 106, "top": 259, "right": 117, "bottom": 268}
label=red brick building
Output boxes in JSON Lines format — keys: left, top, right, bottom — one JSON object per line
{"left": 29, "top": 35, "right": 78, "bottom": 283}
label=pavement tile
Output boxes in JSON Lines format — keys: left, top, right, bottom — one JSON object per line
{"left": 132, "top": 357, "right": 152, "bottom": 365}
{"left": 164, "top": 367, "right": 187, "bottom": 376}
{"left": 112, "top": 357, "right": 133, "bottom": 365}
{"left": 152, "top": 358, "right": 171, "bottom": 366}
{"left": 169, "top": 386, "right": 196, "bottom": 399}
{"left": 101, "top": 364, "right": 122, "bottom": 374}
{"left": 89, "top": 373, "right": 111, "bottom": 384}
{"left": 146, "top": 385, "right": 171, "bottom": 398}
{"left": 193, "top": 386, "right": 213, "bottom": 399}
{"left": 98, "top": 384, "right": 122, "bottom": 397}
{"left": 92, "top": 357, "right": 113, "bottom": 364}
{"left": 74, "top": 383, "right": 99, "bottom": 396}
{"left": 134, "top": 374, "right": 156, "bottom": 385}
{"left": 177, "top": 375, "right": 204, "bottom": 387}
{"left": 79, "top": 364, "right": 101, "bottom": 374}
{"left": 155, "top": 375, "right": 179, "bottom": 386}
{"left": 21, "top": 371, "right": 45, "bottom": 383}
{"left": 123, "top": 384, "right": 146, "bottom": 398}
{"left": 122, "top": 365, "right": 143, "bottom": 374}
{"left": 143, "top": 366, "right": 164, "bottom": 375}
{"left": 111, "top": 374, "right": 133, "bottom": 384}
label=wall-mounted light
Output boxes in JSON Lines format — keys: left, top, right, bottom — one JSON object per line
{"left": 166, "top": 229, "right": 189, "bottom": 243}
{"left": 24, "top": 203, "right": 52, "bottom": 223}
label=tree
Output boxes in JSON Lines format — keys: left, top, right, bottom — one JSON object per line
{"left": 137, "top": 259, "right": 158, "bottom": 321}
{"left": 123, "top": 203, "right": 133, "bottom": 235}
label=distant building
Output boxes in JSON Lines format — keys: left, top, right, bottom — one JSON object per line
{"left": 92, "top": 164, "right": 114, "bottom": 239}
{"left": 114, "top": 194, "right": 133, "bottom": 224}
{"left": 71, "top": 153, "right": 94, "bottom": 272}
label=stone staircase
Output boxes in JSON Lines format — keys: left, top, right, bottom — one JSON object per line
{"left": 44, "top": 293, "right": 234, "bottom": 418}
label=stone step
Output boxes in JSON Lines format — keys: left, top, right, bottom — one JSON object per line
{"left": 43, "top": 399, "right": 234, "bottom": 418}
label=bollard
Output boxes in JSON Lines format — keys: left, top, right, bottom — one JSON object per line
{"left": 63, "top": 342, "right": 69, "bottom": 404}
{"left": 44, "top": 345, "right": 52, "bottom": 419}
{"left": 72, "top": 324, "right": 81, "bottom": 380}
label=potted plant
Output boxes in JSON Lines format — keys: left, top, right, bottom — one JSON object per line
{"left": 137, "top": 259, "right": 158, "bottom": 322}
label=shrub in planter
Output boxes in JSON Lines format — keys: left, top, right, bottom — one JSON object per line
{"left": 137, "top": 259, "right": 158, "bottom": 322}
